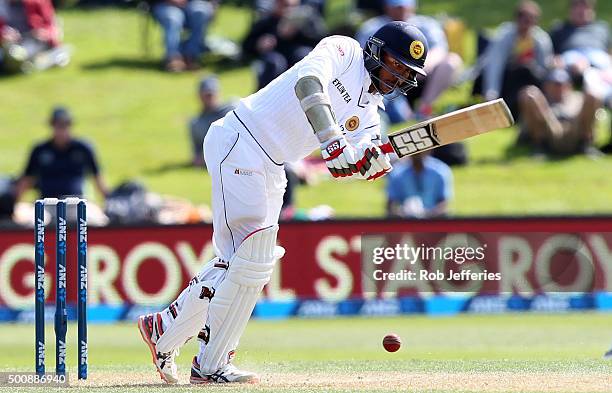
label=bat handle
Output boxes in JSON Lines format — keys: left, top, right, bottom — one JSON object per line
{"left": 380, "top": 143, "right": 394, "bottom": 154}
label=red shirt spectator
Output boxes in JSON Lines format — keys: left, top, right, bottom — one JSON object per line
{"left": 0, "top": 0, "right": 59, "bottom": 47}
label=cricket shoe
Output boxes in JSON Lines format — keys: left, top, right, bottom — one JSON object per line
{"left": 190, "top": 356, "right": 260, "bottom": 384}
{"left": 137, "top": 313, "right": 179, "bottom": 384}
{"left": 604, "top": 348, "right": 612, "bottom": 360}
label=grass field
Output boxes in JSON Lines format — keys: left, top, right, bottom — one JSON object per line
{"left": 2, "top": 314, "right": 612, "bottom": 392}
{"left": 1, "top": 3, "right": 612, "bottom": 217}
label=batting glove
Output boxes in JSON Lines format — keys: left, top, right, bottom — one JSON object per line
{"left": 320, "top": 136, "right": 358, "bottom": 178}
{"left": 355, "top": 143, "right": 392, "bottom": 181}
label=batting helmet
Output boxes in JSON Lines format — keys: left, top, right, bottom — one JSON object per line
{"left": 364, "top": 21, "right": 429, "bottom": 96}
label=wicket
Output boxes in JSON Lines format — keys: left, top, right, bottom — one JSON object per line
{"left": 34, "top": 197, "right": 88, "bottom": 380}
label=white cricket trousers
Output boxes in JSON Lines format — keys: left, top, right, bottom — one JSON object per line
{"left": 204, "top": 111, "right": 287, "bottom": 262}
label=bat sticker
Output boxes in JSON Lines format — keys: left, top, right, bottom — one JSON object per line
{"left": 389, "top": 123, "right": 440, "bottom": 158}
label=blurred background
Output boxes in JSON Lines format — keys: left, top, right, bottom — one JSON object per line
{"left": 0, "top": 0, "right": 610, "bottom": 225}
{"left": 1, "top": 1, "right": 612, "bottom": 387}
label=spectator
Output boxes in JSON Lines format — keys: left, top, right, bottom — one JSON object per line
{"left": 0, "top": 0, "right": 69, "bottom": 73}
{"left": 189, "top": 76, "right": 235, "bottom": 167}
{"left": 356, "top": 0, "right": 463, "bottom": 122}
{"left": 550, "top": 0, "right": 610, "bottom": 81}
{"left": 549, "top": 0, "right": 611, "bottom": 111}
{"left": 15, "top": 106, "right": 109, "bottom": 202}
{"left": 482, "top": 1, "right": 552, "bottom": 119}
{"left": 518, "top": 68, "right": 602, "bottom": 157}
{"left": 386, "top": 151, "right": 453, "bottom": 218}
{"left": 242, "top": 0, "right": 326, "bottom": 89}
{"left": 148, "top": 0, "right": 216, "bottom": 72}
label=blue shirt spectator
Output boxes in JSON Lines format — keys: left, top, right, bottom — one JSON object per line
{"left": 16, "top": 106, "right": 109, "bottom": 200}
{"left": 386, "top": 153, "right": 453, "bottom": 218}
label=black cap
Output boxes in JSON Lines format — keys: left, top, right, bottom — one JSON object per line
{"left": 50, "top": 106, "right": 73, "bottom": 125}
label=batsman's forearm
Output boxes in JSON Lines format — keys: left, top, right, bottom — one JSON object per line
{"left": 294, "top": 76, "right": 341, "bottom": 143}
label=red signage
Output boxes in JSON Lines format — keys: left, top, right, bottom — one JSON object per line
{"left": 0, "top": 218, "right": 611, "bottom": 308}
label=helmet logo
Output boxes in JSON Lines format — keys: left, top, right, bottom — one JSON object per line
{"left": 345, "top": 116, "right": 360, "bottom": 131}
{"left": 409, "top": 40, "right": 424, "bottom": 60}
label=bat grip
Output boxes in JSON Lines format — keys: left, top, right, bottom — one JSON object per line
{"left": 380, "top": 143, "right": 394, "bottom": 154}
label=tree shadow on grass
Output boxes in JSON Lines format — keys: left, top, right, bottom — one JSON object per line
{"left": 81, "top": 55, "right": 247, "bottom": 75}
{"left": 81, "top": 57, "right": 161, "bottom": 72}
{"left": 0, "top": 72, "right": 24, "bottom": 80}
{"left": 201, "top": 57, "right": 248, "bottom": 74}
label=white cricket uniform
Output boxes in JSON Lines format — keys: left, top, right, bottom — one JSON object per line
{"left": 205, "top": 35, "right": 384, "bottom": 261}
{"left": 155, "top": 36, "right": 386, "bottom": 369}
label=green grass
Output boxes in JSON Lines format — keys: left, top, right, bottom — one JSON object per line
{"left": 1, "top": 314, "right": 612, "bottom": 392}
{"left": 1, "top": 3, "right": 612, "bottom": 217}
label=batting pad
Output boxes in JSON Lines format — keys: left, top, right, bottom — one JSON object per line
{"left": 198, "top": 225, "right": 284, "bottom": 374}
{"left": 156, "top": 259, "right": 226, "bottom": 354}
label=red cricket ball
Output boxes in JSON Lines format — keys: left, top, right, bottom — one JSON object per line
{"left": 383, "top": 333, "right": 402, "bottom": 352}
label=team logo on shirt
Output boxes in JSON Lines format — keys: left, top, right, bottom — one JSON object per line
{"left": 345, "top": 116, "right": 360, "bottom": 131}
{"left": 409, "top": 40, "right": 424, "bottom": 60}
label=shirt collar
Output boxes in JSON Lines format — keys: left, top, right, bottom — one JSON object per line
{"left": 361, "top": 70, "right": 385, "bottom": 109}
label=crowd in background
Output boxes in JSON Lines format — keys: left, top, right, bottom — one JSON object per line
{"left": 0, "top": 0, "right": 610, "bottom": 225}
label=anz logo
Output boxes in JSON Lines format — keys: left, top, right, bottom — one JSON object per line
{"left": 36, "top": 218, "right": 45, "bottom": 243}
{"left": 79, "top": 265, "right": 88, "bottom": 292}
{"left": 391, "top": 123, "right": 440, "bottom": 157}
{"left": 58, "top": 216, "right": 67, "bottom": 242}
{"left": 58, "top": 264, "right": 66, "bottom": 289}
{"left": 79, "top": 217, "right": 87, "bottom": 243}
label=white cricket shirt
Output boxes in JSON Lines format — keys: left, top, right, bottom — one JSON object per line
{"left": 234, "top": 35, "right": 384, "bottom": 164}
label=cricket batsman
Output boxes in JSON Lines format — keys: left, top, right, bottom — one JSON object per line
{"left": 138, "top": 21, "right": 429, "bottom": 384}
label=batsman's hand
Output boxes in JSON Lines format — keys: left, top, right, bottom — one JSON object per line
{"left": 354, "top": 142, "right": 392, "bottom": 181}
{"left": 320, "top": 135, "right": 358, "bottom": 178}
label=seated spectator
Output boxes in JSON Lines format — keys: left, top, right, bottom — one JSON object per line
{"left": 0, "top": 0, "right": 69, "bottom": 73}
{"left": 189, "top": 75, "right": 235, "bottom": 167}
{"left": 518, "top": 69, "right": 602, "bottom": 157}
{"left": 386, "top": 151, "right": 453, "bottom": 219}
{"left": 550, "top": 0, "right": 612, "bottom": 152}
{"left": 550, "top": 0, "right": 610, "bottom": 85}
{"left": 242, "top": 0, "right": 326, "bottom": 90}
{"left": 482, "top": 1, "right": 552, "bottom": 119}
{"left": 15, "top": 106, "right": 109, "bottom": 201}
{"left": 356, "top": 0, "right": 463, "bottom": 122}
{"left": 148, "top": 0, "right": 216, "bottom": 72}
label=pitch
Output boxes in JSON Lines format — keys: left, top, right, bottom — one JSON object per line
{"left": 2, "top": 313, "right": 612, "bottom": 392}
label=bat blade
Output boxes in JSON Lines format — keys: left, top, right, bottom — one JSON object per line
{"left": 380, "top": 99, "right": 514, "bottom": 158}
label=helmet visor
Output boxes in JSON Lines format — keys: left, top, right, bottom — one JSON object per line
{"left": 383, "top": 46, "right": 427, "bottom": 77}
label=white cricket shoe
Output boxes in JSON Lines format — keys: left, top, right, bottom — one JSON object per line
{"left": 137, "top": 313, "right": 179, "bottom": 384}
{"left": 190, "top": 356, "right": 259, "bottom": 384}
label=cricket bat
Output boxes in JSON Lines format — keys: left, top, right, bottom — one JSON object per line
{"left": 380, "top": 99, "right": 514, "bottom": 158}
